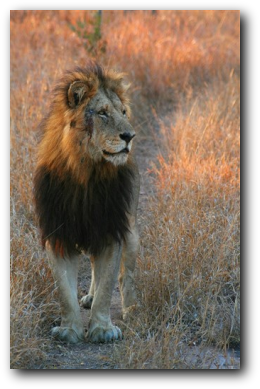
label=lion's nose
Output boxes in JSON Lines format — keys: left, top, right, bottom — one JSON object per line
{"left": 120, "top": 132, "right": 136, "bottom": 144}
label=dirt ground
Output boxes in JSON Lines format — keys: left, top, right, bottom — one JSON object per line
{"left": 31, "top": 124, "right": 240, "bottom": 370}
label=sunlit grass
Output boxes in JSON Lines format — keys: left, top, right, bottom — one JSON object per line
{"left": 10, "top": 10, "right": 240, "bottom": 369}
{"left": 114, "top": 72, "right": 240, "bottom": 368}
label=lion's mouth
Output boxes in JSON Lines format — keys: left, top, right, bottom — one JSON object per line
{"left": 103, "top": 147, "right": 129, "bottom": 156}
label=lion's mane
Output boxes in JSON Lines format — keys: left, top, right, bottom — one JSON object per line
{"left": 34, "top": 63, "right": 136, "bottom": 257}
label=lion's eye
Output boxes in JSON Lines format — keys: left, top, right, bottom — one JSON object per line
{"left": 122, "top": 109, "right": 126, "bottom": 116}
{"left": 98, "top": 110, "right": 108, "bottom": 117}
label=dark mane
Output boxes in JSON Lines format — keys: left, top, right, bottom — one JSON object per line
{"left": 72, "top": 61, "right": 105, "bottom": 82}
{"left": 34, "top": 163, "right": 135, "bottom": 257}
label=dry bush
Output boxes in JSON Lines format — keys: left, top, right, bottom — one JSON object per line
{"left": 103, "top": 11, "right": 240, "bottom": 102}
{"left": 10, "top": 76, "right": 59, "bottom": 368}
{"left": 114, "top": 72, "right": 240, "bottom": 369}
{"left": 10, "top": 10, "right": 240, "bottom": 369}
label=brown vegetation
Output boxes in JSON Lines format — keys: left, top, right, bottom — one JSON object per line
{"left": 10, "top": 10, "right": 240, "bottom": 369}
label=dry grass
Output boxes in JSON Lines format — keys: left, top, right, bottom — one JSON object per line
{"left": 113, "top": 72, "right": 240, "bottom": 369}
{"left": 10, "top": 10, "right": 240, "bottom": 369}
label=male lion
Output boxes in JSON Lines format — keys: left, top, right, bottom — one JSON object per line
{"left": 34, "top": 62, "right": 140, "bottom": 344}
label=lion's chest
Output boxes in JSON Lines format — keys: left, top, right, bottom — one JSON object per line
{"left": 34, "top": 165, "right": 134, "bottom": 257}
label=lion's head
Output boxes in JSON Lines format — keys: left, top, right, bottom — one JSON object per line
{"left": 38, "top": 63, "right": 136, "bottom": 182}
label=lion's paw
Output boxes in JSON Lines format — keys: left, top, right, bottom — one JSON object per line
{"left": 86, "top": 324, "right": 122, "bottom": 343}
{"left": 80, "top": 294, "right": 94, "bottom": 309}
{"left": 51, "top": 326, "right": 85, "bottom": 344}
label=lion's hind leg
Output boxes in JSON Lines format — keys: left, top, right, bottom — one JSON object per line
{"left": 81, "top": 256, "right": 94, "bottom": 309}
{"left": 46, "top": 243, "right": 85, "bottom": 343}
{"left": 119, "top": 224, "right": 139, "bottom": 320}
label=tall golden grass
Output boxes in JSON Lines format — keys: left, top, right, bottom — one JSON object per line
{"left": 114, "top": 72, "right": 240, "bottom": 368}
{"left": 10, "top": 10, "right": 240, "bottom": 369}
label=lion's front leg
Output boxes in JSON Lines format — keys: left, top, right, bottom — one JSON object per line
{"left": 86, "top": 242, "right": 123, "bottom": 343}
{"left": 47, "top": 244, "right": 85, "bottom": 343}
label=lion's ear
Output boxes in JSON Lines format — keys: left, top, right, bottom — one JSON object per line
{"left": 68, "top": 81, "right": 89, "bottom": 108}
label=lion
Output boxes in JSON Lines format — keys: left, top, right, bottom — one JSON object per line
{"left": 34, "top": 62, "right": 140, "bottom": 344}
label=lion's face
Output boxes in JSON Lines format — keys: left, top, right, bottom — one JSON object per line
{"left": 63, "top": 79, "right": 135, "bottom": 168}
{"left": 85, "top": 89, "right": 135, "bottom": 166}
{"left": 38, "top": 66, "right": 136, "bottom": 179}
